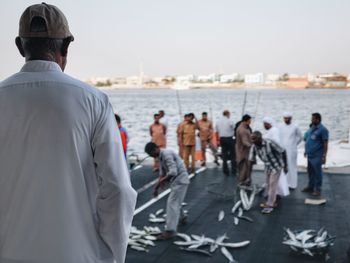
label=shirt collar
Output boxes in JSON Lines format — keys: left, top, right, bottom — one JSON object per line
{"left": 20, "top": 60, "right": 63, "bottom": 73}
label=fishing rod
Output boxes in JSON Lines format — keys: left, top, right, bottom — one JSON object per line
{"left": 252, "top": 92, "right": 261, "bottom": 129}
{"left": 175, "top": 90, "right": 182, "bottom": 121}
{"left": 241, "top": 90, "right": 248, "bottom": 116}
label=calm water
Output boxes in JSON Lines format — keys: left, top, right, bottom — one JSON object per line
{"left": 104, "top": 88, "right": 350, "bottom": 154}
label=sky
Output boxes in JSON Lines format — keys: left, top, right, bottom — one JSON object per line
{"left": 1, "top": 0, "right": 350, "bottom": 80}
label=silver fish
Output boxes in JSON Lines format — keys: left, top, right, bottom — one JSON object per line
{"left": 176, "top": 233, "right": 192, "bottom": 242}
{"left": 130, "top": 245, "right": 149, "bottom": 252}
{"left": 301, "top": 234, "right": 314, "bottom": 245}
{"left": 180, "top": 247, "right": 212, "bottom": 257}
{"left": 137, "top": 239, "right": 155, "bottom": 247}
{"left": 182, "top": 202, "right": 187, "bottom": 206}
{"left": 315, "top": 231, "right": 327, "bottom": 243}
{"left": 303, "top": 249, "right": 314, "bottom": 257}
{"left": 316, "top": 227, "right": 325, "bottom": 237}
{"left": 188, "top": 242, "right": 208, "bottom": 249}
{"left": 219, "top": 240, "right": 250, "bottom": 248}
{"left": 221, "top": 246, "right": 238, "bottom": 263}
{"left": 131, "top": 235, "right": 142, "bottom": 240}
{"left": 149, "top": 217, "right": 166, "bottom": 223}
{"left": 295, "top": 230, "right": 314, "bottom": 241}
{"left": 237, "top": 208, "right": 243, "bottom": 217}
{"left": 144, "top": 235, "right": 157, "bottom": 241}
{"left": 155, "top": 209, "right": 164, "bottom": 216}
{"left": 248, "top": 187, "right": 256, "bottom": 208}
{"left": 210, "top": 243, "right": 219, "bottom": 253}
{"left": 240, "top": 189, "right": 249, "bottom": 210}
{"left": 191, "top": 234, "right": 203, "bottom": 241}
{"left": 218, "top": 210, "right": 225, "bottom": 222}
{"left": 216, "top": 233, "right": 228, "bottom": 244}
{"left": 174, "top": 240, "right": 201, "bottom": 246}
{"left": 149, "top": 213, "right": 156, "bottom": 219}
{"left": 233, "top": 217, "right": 239, "bottom": 225}
{"left": 231, "top": 200, "right": 242, "bottom": 214}
{"left": 128, "top": 240, "right": 142, "bottom": 246}
{"left": 238, "top": 215, "right": 253, "bottom": 223}
{"left": 284, "top": 228, "right": 297, "bottom": 242}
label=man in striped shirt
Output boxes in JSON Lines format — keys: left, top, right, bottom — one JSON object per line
{"left": 249, "top": 131, "right": 288, "bottom": 214}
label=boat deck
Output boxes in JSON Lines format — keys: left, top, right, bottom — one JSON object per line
{"left": 126, "top": 165, "right": 350, "bottom": 263}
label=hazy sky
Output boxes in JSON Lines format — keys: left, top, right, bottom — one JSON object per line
{"left": 1, "top": 0, "right": 350, "bottom": 80}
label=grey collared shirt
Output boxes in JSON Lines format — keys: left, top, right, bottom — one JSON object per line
{"left": 159, "top": 149, "right": 189, "bottom": 185}
{"left": 215, "top": 116, "right": 235, "bottom": 138}
{"left": 0, "top": 61, "right": 137, "bottom": 263}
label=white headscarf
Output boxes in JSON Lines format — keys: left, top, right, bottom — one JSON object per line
{"left": 263, "top": 116, "right": 275, "bottom": 126}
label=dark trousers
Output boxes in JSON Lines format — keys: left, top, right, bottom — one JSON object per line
{"left": 307, "top": 156, "right": 323, "bottom": 191}
{"left": 220, "top": 137, "right": 236, "bottom": 175}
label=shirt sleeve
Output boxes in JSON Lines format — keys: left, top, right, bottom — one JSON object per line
{"left": 248, "top": 145, "right": 256, "bottom": 162}
{"left": 241, "top": 129, "right": 252, "bottom": 147}
{"left": 91, "top": 95, "right": 137, "bottom": 263}
{"left": 296, "top": 126, "right": 303, "bottom": 145}
{"left": 163, "top": 152, "right": 178, "bottom": 177}
{"left": 268, "top": 140, "right": 285, "bottom": 153}
{"left": 321, "top": 127, "right": 329, "bottom": 141}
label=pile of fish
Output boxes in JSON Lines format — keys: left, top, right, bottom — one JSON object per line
{"left": 149, "top": 208, "right": 166, "bottom": 223}
{"left": 175, "top": 232, "right": 250, "bottom": 262}
{"left": 283, "top": 228, "right": 336, "bottom": 257}
{"left": 128, "top": 226, "right": 162, "bottom": 252}
{"left": 217, "top": 186, "right": 260, "bottom": 226}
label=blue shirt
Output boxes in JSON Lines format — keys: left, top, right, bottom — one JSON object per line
{"left": 305, "top": 123, "right": 329, "bottom": 157}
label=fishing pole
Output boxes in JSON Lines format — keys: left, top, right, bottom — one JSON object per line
{"left": 252, "top": 92, "right": 261, "bottom": 129}
{"left": 241, "top": 90, "right": 248, "bottom": 117}
{"left": 175, "top": 90, "right": 182, "bottom": 121}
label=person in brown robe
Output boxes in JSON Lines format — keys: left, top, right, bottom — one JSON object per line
{"left": 176, "top": 114, "right": 188, "bottom": 158}
{"left": 179, "top": 113, "right": 198, "bottom": 172}
{"left": 235, "top": 114, "right": 253, "bottom": 185}
{"left": 198, "top": 112, "right": 218, "bottom": 166}
{"left": 150, "top": 113, "right": 167, "bottom": 171}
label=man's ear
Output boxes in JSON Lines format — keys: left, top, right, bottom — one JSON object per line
{"left": 61, "top": 37, "right": 72, "bottom": 57}
{"left": 15, "top": 37, "right": 25, "bottom": 57}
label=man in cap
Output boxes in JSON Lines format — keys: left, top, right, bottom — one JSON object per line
{"left": 249, "top": 131, "right": 288, "bottom": 214}
{"left": 278, "top": 112, "right": 303, "bottom": 189}
{"left": 145, "top": 142, "right": 189, "bottom": 239}
{"left": 0, "top": 4, "right": 137, "bottom": 263}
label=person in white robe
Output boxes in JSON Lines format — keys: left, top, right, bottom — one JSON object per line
{"left": 278, "top": 112, "right": 303, "bottom": 189}
{"left": 263, "top": 117, "right": 290, "bottom": 197}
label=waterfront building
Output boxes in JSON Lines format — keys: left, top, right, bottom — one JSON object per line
{"left": 244, "top": 73, "right": 265, "bottom": 84}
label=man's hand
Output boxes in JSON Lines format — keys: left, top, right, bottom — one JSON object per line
{"left": 283, "top": 166, "right": 288, "bottom": 174}
{"left": 322, "top": 155, "right": 326, "bottom": 165}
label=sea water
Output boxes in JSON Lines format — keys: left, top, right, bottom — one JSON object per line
{"left": 104, "top": 88, "right": 350, "bottom": 155}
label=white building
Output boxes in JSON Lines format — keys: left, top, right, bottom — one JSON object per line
{"left": 176, "top": 74, "right": 196, "bottom": 83}
{"left": 244, "top": 73, "right": 265, "bottom": 84}
{"left": 220, "top": 73, "right": 240, "bottom": 83}
{"left": 265, "top": 74, "right": 280, "bottom": 84}
{"left": 197, "top": 73, "right": 220, "bottom": 82}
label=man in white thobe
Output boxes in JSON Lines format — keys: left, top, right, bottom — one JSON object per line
{"left": 278, "top": 112, "right": 303, "bottom": 189}
{"left": 263, "top": 117, "right": 290, "bottom": 197}
{"left": 0, "top": 4, "right": 137, "bottom": 263}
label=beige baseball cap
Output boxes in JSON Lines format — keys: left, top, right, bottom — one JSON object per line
{"left": 19, "top": 2, "right": 74, "bottom": 40}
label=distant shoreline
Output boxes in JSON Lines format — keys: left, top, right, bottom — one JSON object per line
{"left": 97, "top": 83, "right": 350, "bottom": 90}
